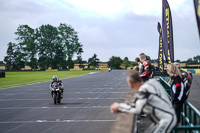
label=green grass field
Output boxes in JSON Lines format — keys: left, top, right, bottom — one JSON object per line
{"left": 0, "top": 70, "right": 103, "bottom": 89}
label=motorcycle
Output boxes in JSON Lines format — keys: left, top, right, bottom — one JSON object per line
{"left": 50, "top": 82, "right": 62, "bottom": 105}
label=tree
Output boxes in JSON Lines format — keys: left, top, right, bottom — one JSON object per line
{"left": 4, "top": 42, "right": 15, "bottom": 70}
{"left": 187, "top": 58, "right": 193, "bottom": 62}
{"left": 4, "top": 42, "right": 25, "bottom": 70}
{"left": 130, "top": 62, "right": 138, "bottom": 67}
{"left": 108, "top": 56, "right": 123, "bottom": 69}
{"left": 88, "top": 54, "right": 100, "bottom": 68}
{"left": 4, "top": 23, "right": 84, "bottom": 70}
{"left": 193, "top": 55, "right": 200, "bottom": 63}
{"left": 151, "top": 59, "right": 158, "bottom": 63}
{"left": 14, "top": 46, "right": 26, "bottom": 70}
{"left": 53, "top": 42, "right": 67, "bottom": 69}
{"left": 15, "top": 25, "right": 38, "bottom": 69}
{"left": 175, "top": 59, "right": 181, "bottom": 63}
{"left": 77, "top": 47, "right": 84, "bottom": 68}
{"left": 122, "top": 57, "right": 130, "bottom": 69}
{"left": 58, "top": 23, "right": 83, "bottom": 68}
{"left": 37, "top": 24, "right": 59, "bottom": 69}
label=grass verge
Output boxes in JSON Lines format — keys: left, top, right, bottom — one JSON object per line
{"left": 0, "top": 70, "right": 104, "bottom": 89}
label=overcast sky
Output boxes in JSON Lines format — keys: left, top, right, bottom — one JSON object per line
{"left": 0, "top": 0, "right": 200, "bottom": 62}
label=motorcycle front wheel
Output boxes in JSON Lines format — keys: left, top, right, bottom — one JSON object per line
{"left": 57, "top": 93, "right": 61, "bottom": 103}
{"left": 53, "top": 92, "right": 57, "bottom": 105}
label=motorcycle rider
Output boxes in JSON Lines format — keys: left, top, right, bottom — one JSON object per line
{"left": 50, "top": 75, "right": 64, "bottom": 98}
{"left": 139, "top": 53, "right": 152, "bottom": 83}
{"left": 110, "top": 70, "right": 177, "bottom": 133}
{"left": 108, "top": 67, "right": 112, "bottom": 72}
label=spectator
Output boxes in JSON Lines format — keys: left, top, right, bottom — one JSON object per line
{"left": 174, "top": 62, "right": 193, "bottom": 100}
{"left": 139, "top": 53, "right": 152, "bottom": 82}
{"left": 167, "top": 63, "right": 185, "bottom": 123}
{"left": 135, "top": 57, "right": 143, "bottom": 75}
{"left": 110, "top": 70, "right": 177, "bottom": 133}
{"left": 135, "top": 57, "right": 140, "bottom": 65}
{"left": 133, "top": 66, "right": 139, "bottom": 71}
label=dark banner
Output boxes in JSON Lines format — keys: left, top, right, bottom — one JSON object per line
{"left": 162, "top": 0, "right": 174, "bottom": 63}
{"left": 157, "top": 22, "right": 164, "bottom": 71}
{"left": 194, "top": 0, "right": 200, "bottom": 37}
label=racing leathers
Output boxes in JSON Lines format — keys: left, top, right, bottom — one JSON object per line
{"left": 50, "top": 79, "right": 64, "bottom": 98}
{"left": 169, "top": 76, "right": 185, "bottom": 123}
{"left": 180, "top": 70, "right": 192, "bottom": 99}
{"left": 139, "top": 60, "right": 152, "bottom": 83}
{"left": 118, "top": 79, "right": 177, "bottom": 133}
{"left": 138, "top": 62, "right": 143, "bottom": 75}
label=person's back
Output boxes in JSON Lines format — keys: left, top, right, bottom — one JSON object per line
{"left": 138, "top": 62, "right": 143, "bottom": 74}
{"left": 110, "top": 71, "right": 177, "bottom": 133}
{"left": 140, "top": 79, "right": 173, "bottom": 114}
{"left": 120, "top": 79, "right": 175, "bottom": 116}
{"left": 119, "top": 79, "right": 177, "bottom": 133}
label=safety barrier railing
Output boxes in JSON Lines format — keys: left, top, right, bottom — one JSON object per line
{"left": 160, "top": 77, "right": 200, "bottom": 133}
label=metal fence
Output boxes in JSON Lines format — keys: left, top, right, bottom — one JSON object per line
{"left": 160, "top": 77, "right": 200, "bottom": 133}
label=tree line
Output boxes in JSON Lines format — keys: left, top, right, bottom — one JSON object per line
{"left": 151, "top": 55, "right": 200, "bottom": 65}
{"left": 4, "top": 24, "right": 83, "bottom": 70}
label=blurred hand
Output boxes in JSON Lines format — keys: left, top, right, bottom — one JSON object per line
{"left": 110, "top": 102, "right": 119, "bottom": 113}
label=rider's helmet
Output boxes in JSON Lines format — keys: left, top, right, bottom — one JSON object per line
{"left": 52, "top": 75, "right": 57, "bottom": 81}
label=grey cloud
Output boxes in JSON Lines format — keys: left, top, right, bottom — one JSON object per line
{"left": 0, "top": 0, "right": 199, "bottom": 62}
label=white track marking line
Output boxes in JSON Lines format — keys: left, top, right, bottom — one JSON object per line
{"left": 0, "top": 92, "right": 128, "bottom": 95}
{"left": 74, "top": 92, "right": 127, "bottom": 94}
{"left": 0, "top": 106, "right": 110, "bottom": 109}
{"left": 122, "top": 72, "right": 126, "bottom": 75}
{"left": 0, "top": 119, "right": 115, "bottom": 124}
{"left": 0, "top": 98, "right": 124, "bottom": 101}
{"left": 89, "top": 72, "right": 98, "bottom": 74}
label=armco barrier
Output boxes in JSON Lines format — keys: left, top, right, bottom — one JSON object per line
{"left": 182, "top": 69, "right": 188, "bottom": 72}
{"left": 196, "top": 69, "right": 200, "bottom": 74}
{"left": 58, "top": 69, "right": 70, "bottom": 71}
{"left": 45, "top": 69, "right": 58, "bottom": 72}
{"left": 82, "top": 68, "right": 95, "bottom": 70}
{"left": 110, "top": 89, "right": 137, "bottom": 133}
{"left": 70, "top": 69, "right": 82, "bottom": 71}
{"left": 160, "top": 77, "right": 200, "bottom": 133}
{"left": 155, "top": 69, "right": 200, "bottom": 75}
{"left": 187, "top": 69, "right": 196, "bottom": 74}
{"left": 0, "top": 71, "right": 5, "bottom": 78}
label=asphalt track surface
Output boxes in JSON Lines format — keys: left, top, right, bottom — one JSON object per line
{"left": 0, "top": 70, "right": 129, "bottom": 133}
{"left": 188, "top": 74, "right": 200, "bottom": 111}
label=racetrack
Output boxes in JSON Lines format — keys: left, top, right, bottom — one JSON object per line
{"left": 188, "top": 74, "right": 200, "bottom": 111}
{"left": 0, "top": 70, "right": 128, "bottom": 133}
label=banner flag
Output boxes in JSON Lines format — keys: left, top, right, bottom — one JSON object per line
{"left": 157, "top": 22, "right": 164, "bottom": 71}
{"left": 194, "top": 0, "right": 200, "bottom": 37}
{"left": 162, "top": 0, "right": 174, "bottom": 63}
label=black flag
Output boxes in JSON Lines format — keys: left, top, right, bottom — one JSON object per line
{"left": 162, "top": 0, "right": 174, "bottom": 63}
{"left": 157, "top": 22, "right": 164, "bottom": 71}
{"left": 194, "top": 0, "right": 200, "bottom": 37}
